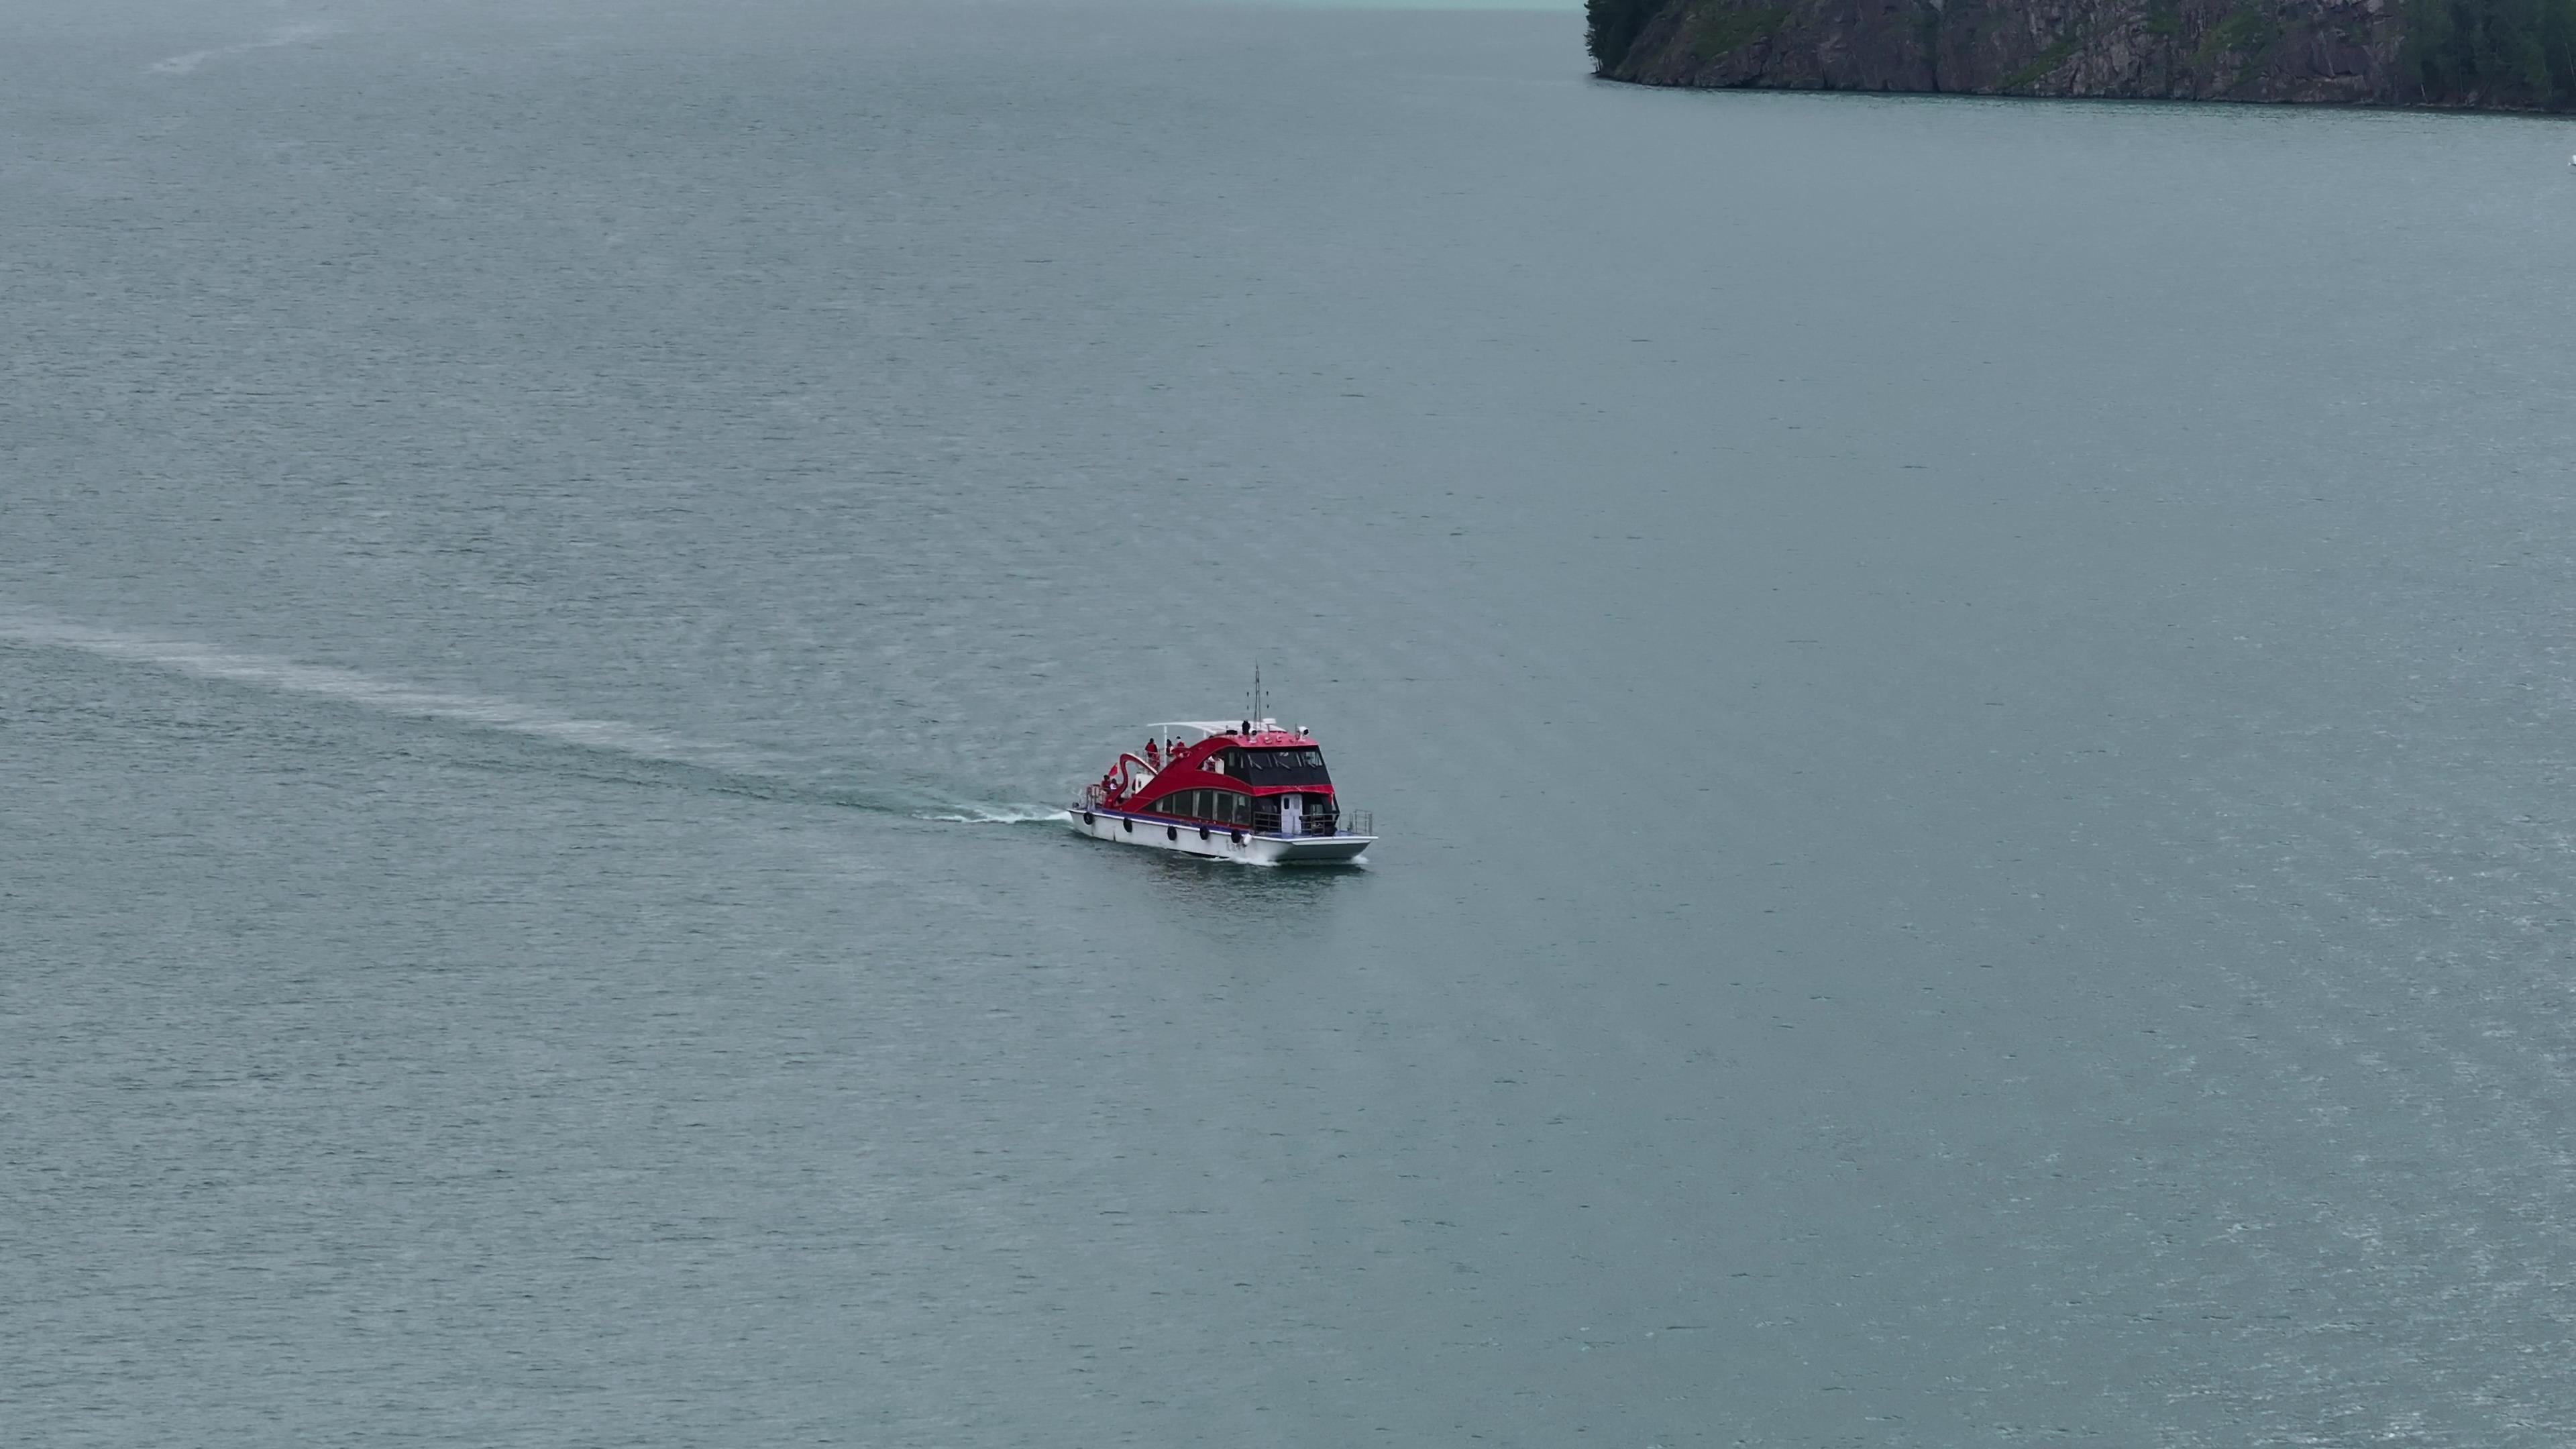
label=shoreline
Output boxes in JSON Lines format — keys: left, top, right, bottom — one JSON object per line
{"left": 1591, "top": 69, "right": 2576, "bottom": 116}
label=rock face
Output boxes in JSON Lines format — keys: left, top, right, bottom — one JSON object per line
{"left": 1603, "top": 0, "right": 2414, "bottom": 103}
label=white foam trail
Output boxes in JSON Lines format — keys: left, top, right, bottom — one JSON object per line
{"left": 1, "top": 610, "right": 1071, "bottom": 824}
{"left": 0, "top": 613, "right": 725, "bottom": 767}
{"left": 150, "top": 23, "right": 332, "bottom": 75}
{"left": 918, "top": 807, "right": 1071, "bottom": 825}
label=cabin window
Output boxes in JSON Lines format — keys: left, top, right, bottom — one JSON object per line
{"left": 1223, "top": 748, "right": 1332, "bottom": 786}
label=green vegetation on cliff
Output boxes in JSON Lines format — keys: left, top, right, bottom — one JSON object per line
{"left": 1587, "top": 0, "right": 1664, "bottom": 72}
{"left": 2404, "top": 0, "right": 2576, "bottom": 105}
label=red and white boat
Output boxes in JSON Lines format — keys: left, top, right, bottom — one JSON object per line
{"left": 1071, "top": 717, "right": 1375, "bottom": 865}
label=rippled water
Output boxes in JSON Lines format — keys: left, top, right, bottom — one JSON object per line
{"left": 8, "top": 2, "right": 2576, "bottom": 1443}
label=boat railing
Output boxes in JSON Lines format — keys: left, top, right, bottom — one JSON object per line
{"left": 1082, "top": 792, "right": 1370, "bottom": 839}
{"left": 1248, "top": 808, "right": 1371, "bottom": 838}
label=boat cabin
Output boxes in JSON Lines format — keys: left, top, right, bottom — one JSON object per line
{"left": 1093, "top": 720, "right": 1347, "bottom": 837}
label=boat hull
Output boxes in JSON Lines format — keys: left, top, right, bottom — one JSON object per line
{"left": 1069, "top": 806, "right": 1373, "bottom": 865}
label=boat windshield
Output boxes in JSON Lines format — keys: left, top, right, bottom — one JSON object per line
{"left": 1224, "top": 747, "right": 1332, "bottom": 786}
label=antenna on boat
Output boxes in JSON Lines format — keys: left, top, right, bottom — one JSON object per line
{"left": 1249, "top": 661, "right": 1263, "bottom": 731}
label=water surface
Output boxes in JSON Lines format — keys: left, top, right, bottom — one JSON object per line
{"left": 7, "top": 3, "right": 2576, "bottom": 1443}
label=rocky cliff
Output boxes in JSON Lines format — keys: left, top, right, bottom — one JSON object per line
{"left": 1591, "top": 0, "right": 2557, "bottom": 107}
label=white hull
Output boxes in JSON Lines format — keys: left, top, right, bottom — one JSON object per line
{"left": 1069, "top": 806, "right": 1373, "bottom": 865}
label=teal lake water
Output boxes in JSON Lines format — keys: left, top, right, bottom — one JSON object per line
{"left": 8, "top": 2, "right": 2576, "bottom": 1443}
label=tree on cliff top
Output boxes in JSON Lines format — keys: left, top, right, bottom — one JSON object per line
{"left": 1587, "top": 0, "right": 1667, "bottom": 72}
{"left": 2406, "top": 0, "right": 2576, "bottom": 106}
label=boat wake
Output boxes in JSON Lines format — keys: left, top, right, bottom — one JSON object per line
{"left": 148, "top": 23, "right": 335, "bottom": 76}
{"left": 0, "top": 610, "right": 1056, "bottom": 828}
{"left": 917, "top": 807, "right": 1073, "bottom": 825}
